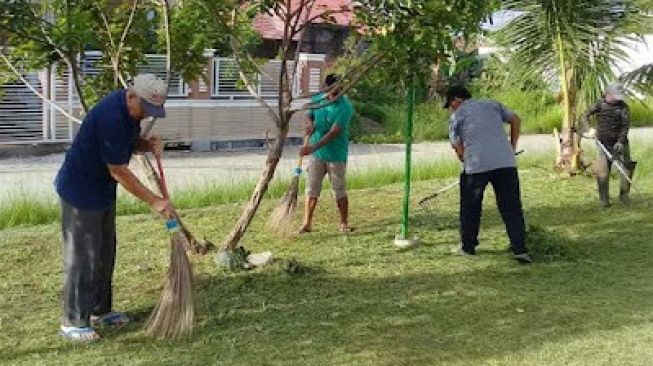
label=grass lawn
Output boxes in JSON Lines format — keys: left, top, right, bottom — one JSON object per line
{"left": 1, "top": 157, "right": 653, "bottom": 365}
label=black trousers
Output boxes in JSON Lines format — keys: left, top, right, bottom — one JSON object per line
{"left": 60, "top": 199, "right": 116, "bottom": 327}
{"left": 459, "top": 167, "right": 527, "bottom": 255}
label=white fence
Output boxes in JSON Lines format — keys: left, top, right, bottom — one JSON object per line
{"left": 0, "top": 52, "right": 325, "bottom": 145}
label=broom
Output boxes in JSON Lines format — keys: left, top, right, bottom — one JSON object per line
{"left": 144, "top": 154, "right": 194, "bottom": 339}
{"left": 268, "top": 135, "right": 309, "bottom": 235}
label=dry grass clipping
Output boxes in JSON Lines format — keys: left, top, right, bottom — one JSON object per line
{"left": 144, "top": 231, "right": 194, "bottom": 339}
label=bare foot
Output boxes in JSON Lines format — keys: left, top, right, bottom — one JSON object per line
{"left": 297, "top": 225, "right": 312, "bottom": 235}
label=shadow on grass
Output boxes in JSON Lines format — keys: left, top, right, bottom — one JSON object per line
{"left": 1, "top": 192, "right": 652, "bottom": 365}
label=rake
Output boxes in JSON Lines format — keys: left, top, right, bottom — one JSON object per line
{"left": 418, "top": 150, "right": 524, "bottom": 209}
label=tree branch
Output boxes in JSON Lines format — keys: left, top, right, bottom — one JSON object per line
{"left": 291, "top": 53, "right": 382, "bottom": 112}
{"left": 26, "top": 2, "right": 89, "bottom": 112}
{"left": 289, "top": 0, "right": 317, "bottom": 102}
{"left": 230, "top": 39, "right": 281, "bottom": 127}
{"left": 142, "top": 0, "right": 171, "bottom": 137}
{"left": 0, "top": 49, "right": 81, "bottom": 124}
{"left": 294, "top": 8, "right": 351, "bottom": 34}
{"left": 204, "top": 3, "right": 272, "bottom": 80}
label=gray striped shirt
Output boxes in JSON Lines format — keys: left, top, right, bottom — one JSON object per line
{"left": 449, "top": 99, "right": 516, "bottom": 174}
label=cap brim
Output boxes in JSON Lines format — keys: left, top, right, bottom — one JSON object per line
{"left": 141, "top": 100, "right": 166, "bottom": 118}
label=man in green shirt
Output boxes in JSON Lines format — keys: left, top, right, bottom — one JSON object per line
{"left": 299, "top": 74, "right": 354, "bottom": 233}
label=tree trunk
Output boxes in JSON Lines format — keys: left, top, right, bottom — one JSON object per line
{"left": 222, "top": 126, "right": 289, "bottom": 250}
{"left": 66, "top": 54, "right": 89, "bottom": 113}
{"left": 554, "top": 36, "right": 582, "bottom": 173}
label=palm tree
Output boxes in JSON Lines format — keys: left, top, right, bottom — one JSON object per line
{"left": 495, "top": 0, "right": 649, "bottom": 171}
{"left": 621, "top": 63, "right": 653, "bottom": 93}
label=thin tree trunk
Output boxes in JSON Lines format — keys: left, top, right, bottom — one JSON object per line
{"left": 222, "top": 126, "right": 289, "bottom": 250}
{"left": 555, "top": 33, "right": 581, "bottom": 173}
{"left": 66, "top": 54, "right": 89, "bottom": 113}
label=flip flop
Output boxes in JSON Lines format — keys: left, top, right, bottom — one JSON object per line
{"left": 59, "top": 326, "right": 100, "bottom": 342}
{"left": 90, "top": 311, "right": 129, "bottom": 326}
{"left": 339, "top": 225, "right": 354, "bottom": 234}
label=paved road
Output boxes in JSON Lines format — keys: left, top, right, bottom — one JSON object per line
{"left": 1, "top": 128, "right": 651, "bottom": 202}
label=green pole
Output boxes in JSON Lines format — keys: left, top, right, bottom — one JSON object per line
{"left": 400, "top": 73, "right": 415, "bottom": 239}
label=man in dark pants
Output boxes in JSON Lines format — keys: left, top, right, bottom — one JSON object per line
{"left": 581, "top": 83, "right": 633, "bottom": 207}
{"left": 55, "top": 74, "right": 175, "bottom": 341}
{"left": 445, "top": 86, "right": 532, "bottom": 264}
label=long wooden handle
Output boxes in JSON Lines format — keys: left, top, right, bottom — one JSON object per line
{"left": 296, "top": 135, "right": 310, "bottom": 170}
{"left": 154, "top": 154, "right": 170, "bottom": 199}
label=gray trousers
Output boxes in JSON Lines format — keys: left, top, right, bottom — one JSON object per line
{"left": 61, "top": 199, "right": 116, "bottom": 327}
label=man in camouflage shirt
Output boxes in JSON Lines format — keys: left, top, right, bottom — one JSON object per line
{"left": 581, "top": 83, "right": 634, "bottom": 207}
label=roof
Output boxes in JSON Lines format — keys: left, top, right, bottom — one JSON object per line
{"left": 253, "top": 0, "right": 354, "bottom": 40}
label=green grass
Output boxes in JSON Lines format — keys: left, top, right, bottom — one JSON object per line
{"left": 1, "top": 149, "right": 653, "bottom": 365}
{"left": 0, "top": 159, "right": 461, "bottom": 230}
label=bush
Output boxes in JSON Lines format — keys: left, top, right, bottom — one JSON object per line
{"left": 352, "top": 87, "right": 652, "bottom": 143}
{"left": 630, "top": 98, "right": 653, "bottom": 127}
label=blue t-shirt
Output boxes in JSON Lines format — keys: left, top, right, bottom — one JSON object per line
{"left": 55, "top": 90, "right": 141, "bottom": 210}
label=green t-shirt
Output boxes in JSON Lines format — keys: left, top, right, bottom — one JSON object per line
{"left": 306, "top": 93, "right": 354, "bottom": 162}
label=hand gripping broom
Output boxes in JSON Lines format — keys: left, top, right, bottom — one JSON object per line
{"left": 144, "top": 155, "right": 194, "bottom": 339}
{"left": 268, "top": 136, "right": 310, "bottom": 235}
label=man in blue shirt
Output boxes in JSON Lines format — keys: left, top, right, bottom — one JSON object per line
{"left": 55, "top": 74, "right": 175, "bottom": 341}
{"left": 446, "top": 86, "right": 532, "bottom": 264}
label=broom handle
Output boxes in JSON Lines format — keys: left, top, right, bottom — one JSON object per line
{"left": 296, "top": 135, "right": 310, "bottom": 171}
{"left": 154, "top": 154, "right": 170, "bottom": 200}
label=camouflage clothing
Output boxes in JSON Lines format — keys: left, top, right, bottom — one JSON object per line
{"left": 581, "top": 99, "right": 630, "bottom": 146}
{"left": 582, "top": 98, "right": 633, "bottom": 206}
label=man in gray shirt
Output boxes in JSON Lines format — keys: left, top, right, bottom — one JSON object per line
{"left": 446, "top": 86, "right": 531, "bottom": 264}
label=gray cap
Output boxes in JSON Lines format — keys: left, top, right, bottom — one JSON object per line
{"left": 605, "top": 83, "right": 624, "bottom": 101}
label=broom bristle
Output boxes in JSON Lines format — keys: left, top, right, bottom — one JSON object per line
{"left": 144, "top": 232, "right": 194, "bottom": 339}
{"left": 268, "top": 176, "right": 300, "bottom": 236}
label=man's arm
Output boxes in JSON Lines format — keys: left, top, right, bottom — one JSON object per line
{"left": 452, "top": 143, "right": 464, "bottom": 162}
{"left": 507, "top": 114, "right": 521, "bottom": 151}
{"left": 300, "top": 124, "right": 341, "bottom": 156}
{"left": 617, "top": 105, "right": 630, "bottom": 144}
{"left": 580, "top": 101, "right": 601, "bottom": 133}
{"left": 107, "top": 164, "right": 172, "bottom": 217}
{"left": 135, "top": 136, "right": 163, "bottom": 156}
{"left": 449, "top": 113, "right": 464, "bottom": 162}
{"left": 305, "top": 115, "right": 315, "bottom": 136}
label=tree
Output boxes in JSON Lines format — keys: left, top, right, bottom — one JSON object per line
{"left": 494, "top": 0, "right": 650, "bottom": 172}
{"left": 1, "top": 0, "right": 218, "bottom": 251}
{"left": 192, "top": 0, "right": 497, "bottom": 251}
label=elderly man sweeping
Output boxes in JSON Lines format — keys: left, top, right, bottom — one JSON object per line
{"left": 445, "top": 86, "right": 532, "bottom": 264}
{"left": 580, "top": 83, "right": 634, "bottom": 207}
{"left": 55, "top": 74, "right": 175, "bottom": 341}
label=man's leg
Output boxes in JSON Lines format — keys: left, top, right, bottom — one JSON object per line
{"left": 61, "top": 199, "right": 105, "bottom": 329}
{"left": 618, "top": 142, "right": 634, "bottom": 205}
{"left": 92, "top": 204, "right": 117, "bottom": 317}
{"left": 595, "top": 140, "right": 612, "bottom": 207}
{"left": 490, "top": 168, "right": 527, "bottom": 255}
{"left": 460, "top": 171, "right": 490, "bottom": 254}
{"left": 300, "top": 157, "right": 326, "bottom": 233}
{"left": 328, "top": 162, "right": 349, "bottom": 231}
